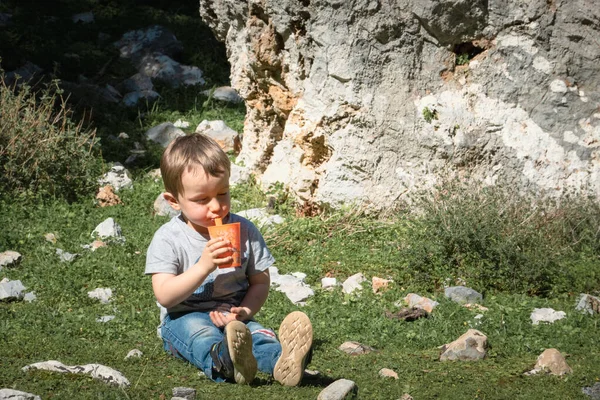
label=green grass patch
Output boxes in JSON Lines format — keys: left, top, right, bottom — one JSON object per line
{"left": 1, "top": 179, "right": 599, "bottom": 399}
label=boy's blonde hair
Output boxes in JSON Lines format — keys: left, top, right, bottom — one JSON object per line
{"left": 161, "top": 133, "right": 231, "bottom": 199}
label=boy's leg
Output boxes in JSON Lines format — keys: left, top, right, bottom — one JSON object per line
{"left": 162, "top": 312, "right": 257, "bottom": 384}
{"left": 273, "top": 311, "right": 313, "bottom": 386}
{"left": 217, "top": 320, "right": 257, "bottom": 385}
{"left": 245, "top": 321, "right": 282, "bottom": 374}
{"left": 161, "top": 311, "right": 224, "bottom": 380}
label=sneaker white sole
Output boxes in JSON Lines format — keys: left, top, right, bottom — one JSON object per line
{"left": 274, "top": 311, "right": 313, "bottom": 386}
{"left": 225, "top": 321, "right": 257, "bottom": 385}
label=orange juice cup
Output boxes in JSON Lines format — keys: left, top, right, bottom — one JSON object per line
{"left": 208, "top": 222, "right": 241, "bottom": 268}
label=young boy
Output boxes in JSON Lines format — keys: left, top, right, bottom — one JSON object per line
{"left": 145, "top": 133, "right": 313, "bottom": 386}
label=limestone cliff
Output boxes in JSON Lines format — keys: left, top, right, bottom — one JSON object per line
{"left": 199, "top": 0, "right": 600, "bottom": 209}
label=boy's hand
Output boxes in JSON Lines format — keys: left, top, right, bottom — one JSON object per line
{"left": 197, "top": 237, "right": 233, "bottom": 272}
{"left": 209, "top": 307, "right": 252, "bottom": 327}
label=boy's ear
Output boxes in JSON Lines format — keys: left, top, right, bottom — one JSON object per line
{"left": 163, "top": 192, "right": 181, "bottom": 211}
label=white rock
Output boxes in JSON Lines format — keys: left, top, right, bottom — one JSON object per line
{"left": 92, "top": 218, "right": 124, "bottom": 241}
{"left": 0, "top": 388, "right": 41, "bottom": 400}
{"left": 576, "top": 293, "right": 600, "bottom": 315}
{"left": 236, "top": 208, "right": 284, "bottom": 228}
{"left": 342, "top": 273, "right": 366, "bottom": 294}
{"left": 321, "top": 277, "right": 337, "bottom": 289}
{"left": 88, "top": 288, "right": 113, "bottom": 304}
{"left": 202, "top": 86, "right": 243, "bottom": 103}
{"left": 173, "top": 119, "right": 190, "bottom": 128}
{"left": 230, "top": 163, "right": 250, "bottom": 186}
{"left": 378, "top": 368, "right": 398, "bottom": 379}
{"left": 98, "top": 163, "right": 133, "bottom": 191}
{"left": 0, "top": 250, "right": 22, "bottom": 269}
{"left": 0, "top": 279, "right": 26, "bottom": 301}
{"left": 24, "top": 292, "right": 37, "bottom": 302}
{"left": 145, "top": 122, "right": 185, "bottom": 148}
{"left": 317, "top": 379, "right": 358, "bottom": 400}
{"left": 530, "top": 308, "right": 566, "bottom": 325}
{"left": 56, "top": 248, "right": 79, "bottom": 263}
{"left": 22, "top": 360, "right": 130, "bottom": 388}
{"left": 440, "top": 329, "right": 487, "bottom": 361}
{"left": 195, "top": 120, "right": 239, "bottom": 153}
{"left": 125, "top": 349, "right": 143, "bottom": 360}
{"left": 97, "top": 315, "right": 116, "bottom": 323}
{"left": 154, "top": 193, "right": 179, "bottom": 218}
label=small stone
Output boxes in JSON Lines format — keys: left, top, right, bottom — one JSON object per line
{"left": 321, "top": 277, "right": 337, "bottom": 289}
{"left": 400, "top": 395, "right": 414, "bottom": 400}
{"left": 342, "top": 273, "right": 367, "bottom": 294}
{"left": 525, "top": 348, "right": 572, "bottom": 376}
{"left": 576, "top": 294, "right": 600, "bottom": 315}
{"left": 440, "top": 329, "right": 487, "bottom": 361}
{"left": 582, "top": 382, "right": 600, "bottom": 399}
{"left": 530, "top": 308, "right": 566, "bottom": 325}
{"left": 378, "top": 368, "right": 398, "bottom": 379}
{"left": 145, "top": 122, "right": 185, "bottom": 148}
{"left": 445, "top": 286, "right": 483, "bottom": 305}
{"left": 195, "top": 120, "right": 240, "bottom": 153}
{"left": 56, "top": 248, "right": 79, "bottom": 263}
{"left": 236, "top": 208, "right": 284, "bottom": 228}
{"left": 202, "top": 86, "right": 243, "bottom": 103}
{"left": 44, "top": 233, "right": 58, "bottom": 244}
{"left": 317, "top": 379, "right": 358, "bottom": 400}
{"left": 404, "top": 293, "right": 439, "bottom": 313}
{"left": 463, "top": 303, "right": 489, "bottom": 312}
{"left": 24, "top": 292, "right": 37, "bottom": 302}
{"left": 96, "top": 185, "right": 123, "bottom": 207}
{"left": 172, "top": 387, "right": 196, "bottom": 400}
{"left": 0, "top": 250, "right": 22, "bottom": 269}
{"left": 154, "top": 193, "right": 179, "bottom": 218}
{"left": 98, "top": 164, "right": 133, "bottom": 192}
{"left": 0, "top": 279, "right": 26, "bottom": 301}
{"left": 372, "top": 277, "right": 393, "bottom": 294}
{"left": 339, "top": 341, "right": 376, "bottom": 355}
{"left": 125, "top": 349, "right": 143, "bottom": 360}
{"left": 88, "top": 288, "right": 113, "bottom": 304}
{"left": 92, "top": 218, "right": 124, "bottom": 241}
{"left": 385, "top": 307, "right": 429, "bottom": 322}
{"left": 0, "top": 389, "right": 41, "bottom": 400}
{"left": 173, "top": 119, "right": 190, "bottom": 128}
{"left": 96, "top": 315, "right": 115, "bottom": 323}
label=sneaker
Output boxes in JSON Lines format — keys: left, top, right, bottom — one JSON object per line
{"left": 273, "top": 311, "right": 313, "bottom": 386}
{"left": 210, "top": 321, "right": 257, "bottom": 384}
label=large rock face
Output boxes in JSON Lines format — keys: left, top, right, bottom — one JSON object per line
{"left": 199, "top": 0, "right": 600, "bottom": 209}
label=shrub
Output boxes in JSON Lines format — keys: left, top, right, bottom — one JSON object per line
{"left": 0, "top": 77, "right": 103, "bottom": 201}
{"left": 402, "top": 180, "right": 600, "bottom": 295}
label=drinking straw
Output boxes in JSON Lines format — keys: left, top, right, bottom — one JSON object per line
{"left": 215, "top": 218, "right": 223, "bottom": 226}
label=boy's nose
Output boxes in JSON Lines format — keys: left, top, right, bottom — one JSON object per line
{"left": 208, "top": 198, "right": 222, "bottom": 213}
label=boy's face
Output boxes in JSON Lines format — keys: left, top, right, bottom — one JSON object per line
{"left": 164, "top": 167, "right": 230, "bottom": 235}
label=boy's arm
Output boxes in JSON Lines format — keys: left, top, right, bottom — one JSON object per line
{"left": 210, "top": 269, "right": 271, "bottom": 327}
{"left": 152, "top": 237, "right": 233, "bottom": 309}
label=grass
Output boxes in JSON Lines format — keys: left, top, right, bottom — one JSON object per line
{"left": 1, "top": 0, "right": 599, "bottom": 399}
{"left": 1, "top": 178, "right": 599, "bottom": 399}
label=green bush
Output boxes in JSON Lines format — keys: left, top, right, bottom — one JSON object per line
{"left": 0, "top": 78, "right": 103, "bottom": 201}
{"left": 402, "top": 181, "right": 600, "bottom": 295}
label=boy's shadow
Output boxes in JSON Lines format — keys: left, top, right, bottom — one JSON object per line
{"left": 253, "top": 339, "right": 339, "bottom": 387}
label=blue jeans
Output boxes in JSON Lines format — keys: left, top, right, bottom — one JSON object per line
{"left": 161, "top": 311, "right": 282, "bottom": 382}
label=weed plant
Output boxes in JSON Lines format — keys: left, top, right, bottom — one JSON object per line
{"left": 401, "top": 182, "right": 600, "bottom": 296}
{"left": 0, "top": 78, "right": 102, "bottom": 201}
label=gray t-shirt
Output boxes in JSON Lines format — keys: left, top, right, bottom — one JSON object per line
{"left": 145, "top": 213, "right": 275, "bottom": 315}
